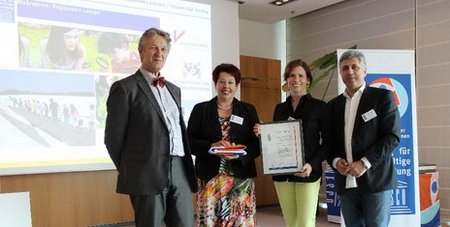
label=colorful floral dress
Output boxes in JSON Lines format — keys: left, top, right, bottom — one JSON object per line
{"left": 196, "top": 116, "right": 256, "bottom": 227}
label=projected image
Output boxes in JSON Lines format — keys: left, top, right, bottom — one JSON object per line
{"left": 17, "top": 23, "right": 86, "bottom": 70}
{"left": 97, "top": 32, "right": 140, "bottom": 74}
{"left": 0, "top": 0, "right": 212, "bottom": 175}
{"left": 0, "top": 70, "right": 96, "bottom": 148}
{"left": 40, "top": 26, "right": 87, "bottom": 71}
{"left": 94, "top": 74, "right": 121, "bottom": 129}
{"left": 18, "top": 23, "right": 141, "bottom": 74}
{"left": 183, "top": 61, "right": 201, "bottom": 78}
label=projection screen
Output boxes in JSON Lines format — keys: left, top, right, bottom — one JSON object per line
{"left": 0, "top": 0, "right": 211, "bottom": 175}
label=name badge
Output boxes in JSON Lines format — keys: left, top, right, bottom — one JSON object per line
{"left": 361, "top": 109, "right": 377, "bottom": 122}
{"left": 230, "top": 115, "right": 244, "bottom": 125}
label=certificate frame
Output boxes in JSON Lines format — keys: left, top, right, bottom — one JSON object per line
{"left": 259, "top": 120, "right": 305, "bottom": 175}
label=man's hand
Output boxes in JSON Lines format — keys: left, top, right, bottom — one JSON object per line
{"left": 336, "top": 159, "right": 350, "bottom": 176}
{"left": 348, "top": 160, "right": 368, "bottom": 178}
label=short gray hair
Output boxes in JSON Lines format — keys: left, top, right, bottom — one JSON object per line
{"left": 339, "top": 50, "right": 366, "bottom": 67}
{"left": 138, "top": 28, "right": 171, "bottom": 53}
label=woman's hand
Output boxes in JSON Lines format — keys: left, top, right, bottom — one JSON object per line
{"left": 336, "top": 158, "right": 350, "bottom": 176}
{"left": 293, "top": 163, "right": 312, "bottom": 178}
{"left": 211, "top": 140, "right": 232, "bottom": 148}
{"left": 211, "top": 141, "right": 241, "bottom": 160}
{"left": 253, "top": 123, "right": 261, "bottom": 136}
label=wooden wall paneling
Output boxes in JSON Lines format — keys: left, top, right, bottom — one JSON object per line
{"left": 0, "top": 171, "right": 133, "bottom": 227}
{"left": 240, "top": 55, "right": 281, "bottom": 206}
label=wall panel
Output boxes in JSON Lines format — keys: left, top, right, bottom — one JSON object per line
{"left": 0, "top": 171, "right": 133, "bottom": 227}
{"left": 288, "top": 0, "right": 450, "bottom": 221}
{"left": 240, "top": 55, "right": 281, "bottom": 206}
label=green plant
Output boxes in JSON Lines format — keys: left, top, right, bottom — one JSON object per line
{"left": 308, "top": 45, "right": 357, "bottom": 100}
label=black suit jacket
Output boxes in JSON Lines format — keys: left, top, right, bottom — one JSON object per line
{"left": 272, "top": 94, "right": 331, "bottom": 183}
{"left": 187, "top": 97, "right": 260, "bottom": 180}
{"left": 327, "top": 87, "right": 400, "bottom": 194}
{"left": 104, "top": 70, "right": 197, "bottom": 195}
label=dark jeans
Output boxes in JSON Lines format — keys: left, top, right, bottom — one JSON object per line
{"left": 340, "top": 189, "right": 391, "bottom": 227}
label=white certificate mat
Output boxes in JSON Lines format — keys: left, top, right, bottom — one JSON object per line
{"left": 260, "top": 120, "right": 305, "bottom": 175}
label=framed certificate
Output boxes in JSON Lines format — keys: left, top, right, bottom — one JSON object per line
{"left": 259, "top": 120, "right": 305, "bottom": 175}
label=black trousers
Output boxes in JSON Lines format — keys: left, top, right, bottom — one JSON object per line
{"left": 130, "top": 157, "right": 194, "bottom": 227}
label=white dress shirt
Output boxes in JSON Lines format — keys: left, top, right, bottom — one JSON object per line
{"left": 141, "top": 68, "right": 185, "bottom": 157}
{"left": 332, "top": 83, "right": 372, "bottom": 188}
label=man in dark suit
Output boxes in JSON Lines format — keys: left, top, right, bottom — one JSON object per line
{"left": 104, "top": 28, "right": 197, "bottom": 227}
{"left": 328, "top": 50, "right": 400, "bottom": 227}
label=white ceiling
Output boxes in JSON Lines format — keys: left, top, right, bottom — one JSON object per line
{"left": 237, "top": 0, "right": 347, "bottom": 23}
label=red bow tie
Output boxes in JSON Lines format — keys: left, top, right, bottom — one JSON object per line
{"left": 152, "top": 76, "right": 166, "bottom": 87}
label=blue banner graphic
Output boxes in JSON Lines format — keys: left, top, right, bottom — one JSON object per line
{"left": 366, "top": 74, "right": 416, "bottom": 215}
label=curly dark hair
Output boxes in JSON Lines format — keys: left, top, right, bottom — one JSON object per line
{"left": 212, "top": 63, "right": 241, "bottom": 85}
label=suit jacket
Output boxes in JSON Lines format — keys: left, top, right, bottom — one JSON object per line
{"left": 272, "top": 94, "right": 331, "bottom": 183}
{"left": 104, "top": 70, "right": 197, "bottom": 195}
{"left": 327, "top": 87, "right": 400, "bottom": 194}
{"left": 187, "top": 97, "right": 260, "bottom": 180}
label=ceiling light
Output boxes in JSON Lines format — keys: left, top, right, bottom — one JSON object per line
{"left": 269, "top": 0, "right": 297, "bottom": 6}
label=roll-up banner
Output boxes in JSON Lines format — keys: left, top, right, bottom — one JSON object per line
{"left": 336, "top": 49, "right": 420, "bottom": 226}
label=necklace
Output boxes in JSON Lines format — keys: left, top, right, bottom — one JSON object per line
{"left": 217, "top": 103, "right": 233, "bottom": 110}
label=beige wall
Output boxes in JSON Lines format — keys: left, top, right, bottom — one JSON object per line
{"left": 239, "top": 19, "right": 287, "bottom": 101}
{"left": 287, "top": 0, "right": 450, "bottom": 220}
{"left": 239, "top": 19, "right": 286, "bottom": 63}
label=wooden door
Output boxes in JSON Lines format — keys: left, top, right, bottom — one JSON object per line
{"left": 240, "top": 55, "right": 280, "bottom": 206}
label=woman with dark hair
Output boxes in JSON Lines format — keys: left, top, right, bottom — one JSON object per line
{"left": 41, "top": 26, "right": 86, "bottom": 70}
{"left": 187, "top": 63, "right": 261, "bottom": 226}
{"left": 255, "top": 59, "right": 331, "bottom": 227}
